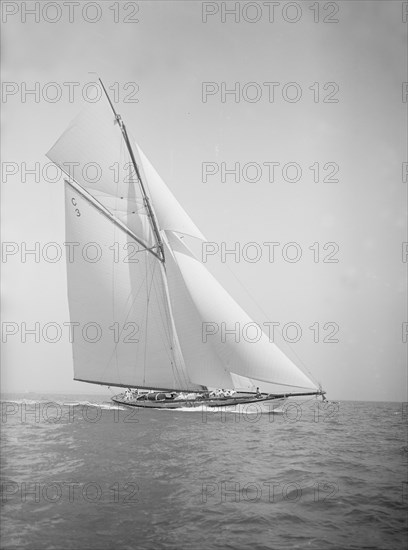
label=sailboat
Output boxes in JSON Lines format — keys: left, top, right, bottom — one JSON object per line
{"left": 47, "top": 79, "right": 325, "bottom": 413}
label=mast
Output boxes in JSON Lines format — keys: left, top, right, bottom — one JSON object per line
{"left": 99, "top": 79, "right": 165, "bottom": 262}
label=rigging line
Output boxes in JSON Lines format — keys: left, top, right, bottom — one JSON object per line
{"left": 157, "top": 251, "right": 198, "bottom": 389}
{"left": 141, "top": 252, "right": 167, "bottom": 385}
{"left": 151, "top": 255, "right": 187, "bottom": 389}
{"left": 141, "top": 256, "right": 184, "bottom": 388}
{"left": 150, "top": 262, "right": 174, "bottom": 361}
{"left": 151, "top": 292, "right": 173, "bottom": 365}
{"left": 111, "top": 176, "right": 117, "bottom": 384}
{"left": 148, "top": 256, "right": 186, "bottom": 390}
{"left": 143, "top": 248, "right": 149, "bottom": 386}
{"left": 159, "top": 243, "right": 194, "bottom": 389}
{"left": 221, "top": 260, "right": 321, "bottom": 388}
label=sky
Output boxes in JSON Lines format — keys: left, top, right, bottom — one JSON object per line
{"left": 1, "top": 0, "right": 407, "bottom": 402}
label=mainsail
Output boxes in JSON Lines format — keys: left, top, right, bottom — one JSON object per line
{"left": 61, "top": 183, "right": 199, "bottom": 391}
{"left": 47, "top": 83, "right": 319, "bottom": 395}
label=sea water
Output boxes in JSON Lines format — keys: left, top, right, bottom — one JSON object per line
{"left": 1, "top": 394, "right": 407, "bottom": 550}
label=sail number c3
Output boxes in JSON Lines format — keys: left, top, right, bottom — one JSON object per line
{"left": 71, "top": 197, "right": 81, "bottom": 217}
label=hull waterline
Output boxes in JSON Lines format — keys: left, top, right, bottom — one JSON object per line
{"left": 111, "top": 393, "right": 287, "bottom": 414}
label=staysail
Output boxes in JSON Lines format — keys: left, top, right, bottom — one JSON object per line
{"left": 164, "top": 232, "right": 318, "bottom": 392}
{"left": 163, "top": 236, "right": 235, "bottom": 390}
{"left": 48, "top": 85, "right": 319, "bottom": 394}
